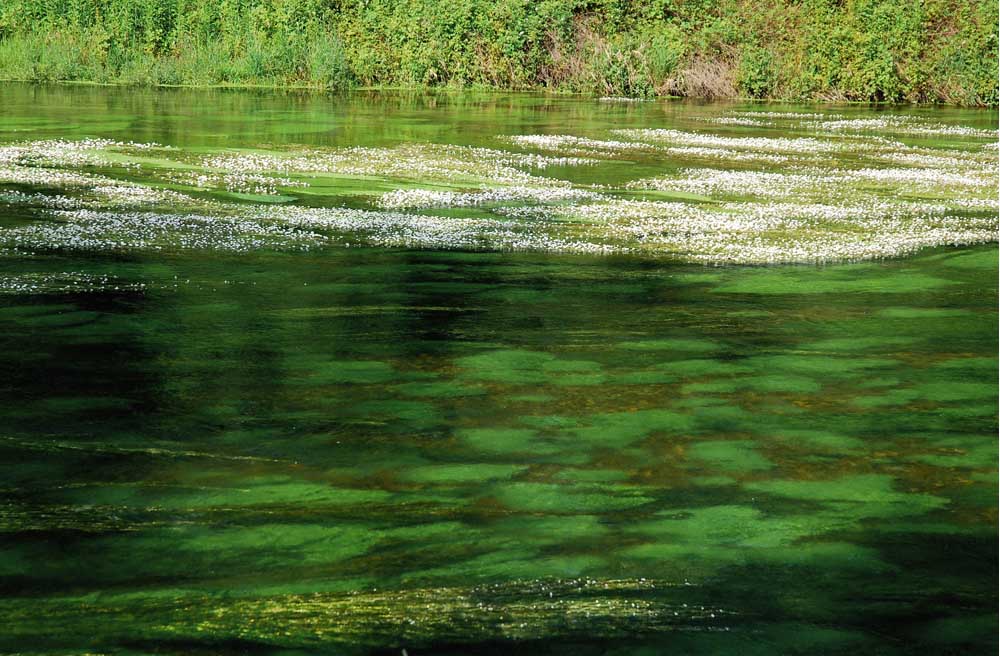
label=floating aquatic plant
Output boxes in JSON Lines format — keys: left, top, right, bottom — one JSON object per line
{"left": 0, "top": 107, "right": 996, "bottom": 265}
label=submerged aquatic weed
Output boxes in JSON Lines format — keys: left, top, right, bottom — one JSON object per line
{"left": 0, "top": 578, "right": 730, "bottom": 647}
{"left": 0, "top": 271, "right": 147, "bottom": 295}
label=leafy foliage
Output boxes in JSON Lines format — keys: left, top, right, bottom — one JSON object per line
{"left": 0, "top": 0, "right": 995, "bottom": 104}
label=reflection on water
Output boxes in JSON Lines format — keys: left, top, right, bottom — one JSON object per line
{"left": 0, "top": 85, "right": 996, "bottom": 654}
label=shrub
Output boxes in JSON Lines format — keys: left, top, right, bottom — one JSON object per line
{"left": 645, "top": 25, "right": 686, "bottom": 82}
{"left": 736, "top": 46, "right": 777, "bottom": 98}
{"left": 308, "top": 32, "right": 353, "bottom": 89}
{"left": 0, "top": 0, "right": 994, "bottom": 104}
{"left": 592, "top": 46, "right": 654, "bottom": 97}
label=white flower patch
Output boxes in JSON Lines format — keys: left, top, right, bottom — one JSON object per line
{"left": 1, "top": 209, "right": 327, "bottom": 254}
{"left": 697, "top": 117, "right": 776, "bottom": 127}
{"left": 0, "top": 190, "right": 79, "bottom": 209}
{"left": 611, "top": 129, "right": 854, "bottom": 154}
{"left": 627, "top": 169, "right": 825, "bottom": 198}
{"left": 0, "top": 139, "right": 116, "bottom": 168}
{"left": 0, "top": 122, "right": 995, "bottom": 265}
{"left": 0, "top": 165, "right": 110, "bottom": 187}
{"left": 504, "top": 134, "right": 656, "bottom": 157}
{"left": 498, "top": 194, "right": 998, "bottom": 263}
{"left": 0, "top": 140, "right": 211, "bottom": 210}
{"left": 598, "top": 97, "right": 653, "bottom": 103}
{"left": 377, "top": 186, "right": 602, "bottom": 209}
{"left": 619, "top": 134, "right": 998, "bottom": 209}
{"left": 730, "top": 111, "right": 846, "bottom": 120}
{"left": 0, "top": 168, "right": 207, "bottom": 210}
{"left": 808, "top": 117, "right": 998, "bottom": 138}
{"left": 711, "top": 112, "right": 997, "bottom": 140}
{"left": 661, "top": 146, "right": 793, "bottom": 164}
{"left": 682, "top": 226, "right": 994, "bottom": 264}
{"left": 875, "top": 150, "right": 997, "bottom": 172}
{"left": 165, "top": 171, "right": 308, "bottom": 196}
{"left": 840, "top": 167, "right": 995, "bottom": 190}
{"left": 492, "top": 206, "right": 556, "bottom": 220}
{"left": 504, "top": 134, "right": 802, "bottom": 163}
{"left": 90, "top": 184, "right": 196, "bottom": 205}
{"left": 196, "top": 143, "right": 595, "bottom": 187}
{"left": 247, "top": 205, "right": 619, "bottom": 255}
{"left": 946, "top": 197, "right": 999, "bottom": 211}
{"left": 0, "top": 139, "right": 164, "bottom": 169}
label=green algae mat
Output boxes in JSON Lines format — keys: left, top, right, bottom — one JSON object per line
{"left": 0, "top": 84, "right": 996, "bottom": 655}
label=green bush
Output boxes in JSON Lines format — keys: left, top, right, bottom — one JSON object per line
{"left": 645, "top": 24, "right": 686, "bottom": 81}
{"left": 0, "top": 0, "right": 994, "bottom": 104}
{"left": 593, "top": 46, "right": 654, "bottom": 97}
{"left": 308, "top": 33, "right": 353, "bottom": 89}
{"left": 736, "top": 46, "right": 777, "bottom": 98}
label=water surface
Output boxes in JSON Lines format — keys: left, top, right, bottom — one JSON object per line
{"left": 0, "top": 85, "right": 997, "bottom": 655}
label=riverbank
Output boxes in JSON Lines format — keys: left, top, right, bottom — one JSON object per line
{"left": 0, "top": 80, "right": 997, "bottom": 656}
{"left": 0, "top": 0, "right": 996, "bottom": 106}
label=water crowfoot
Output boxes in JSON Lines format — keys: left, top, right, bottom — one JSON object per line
{"left": 0, "top": 108, "right": 996, "bottom": 265}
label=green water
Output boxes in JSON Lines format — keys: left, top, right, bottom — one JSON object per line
{"left": 0, "top": 84, "right": 997, "bottom": 655}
